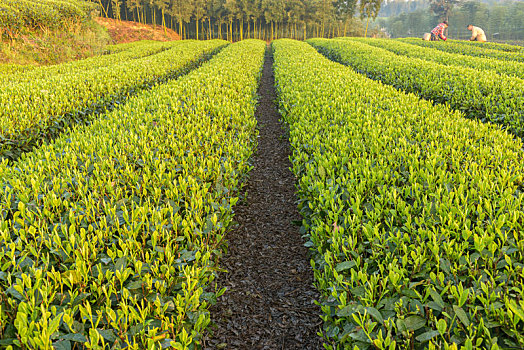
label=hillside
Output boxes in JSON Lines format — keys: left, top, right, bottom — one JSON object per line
{"left": 94, "top": 17, "right": 180, "bottom": 43}
{"left": 0, "top": 0, "right": 179, "bottom": 66}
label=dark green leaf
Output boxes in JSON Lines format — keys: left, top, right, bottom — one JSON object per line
{"left": 115, "top": 256, "right": 127, "bottom": 272}
{"left": 53, "top": 340, "right": 72, "bottom": 350}
{"left": 365, "top": 307, "right": 384, "bottom": 324}
{"left": 97, "top": 329, "right": 117, "bottom": 342}
{"left": 453, "top": 305, "right": 470, "bottom": 327}
{"left": 335, "top": 260, "right": 356, "bottom": 272}
{"left": 60, "top": 333, "right": 87, "bottom": 343}
{"left": 429, "top": 288, "right": 445, "bottom": 309}
{"left": 404, "top": 315, "right": 426, "bottom": 331}
{"left": 336, "top": 305, "right": 355, "bottom": 317}
{"left": 415, "top": 330, "right": 440, "bottom": 342}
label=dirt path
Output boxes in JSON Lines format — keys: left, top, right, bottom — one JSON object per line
{"left": 204, "top": 47, "right": 323, "bottom": 349}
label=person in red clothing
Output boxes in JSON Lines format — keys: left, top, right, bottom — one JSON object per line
{"left": 430, "top": 20, "right": 448, "bottom": 41}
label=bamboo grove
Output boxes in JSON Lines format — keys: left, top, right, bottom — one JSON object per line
{"left": 91, "top": 0, "right": 384, "bottom": 41}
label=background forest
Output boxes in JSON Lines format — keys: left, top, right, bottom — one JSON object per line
{"left": 378, "top": 0, "right": 524, "bottom": 41}
{"left": 89, "top": 0, "right": 385, "bottom": 40}
{"left": 87, "top": 0, "right": 524, "bottom": 42}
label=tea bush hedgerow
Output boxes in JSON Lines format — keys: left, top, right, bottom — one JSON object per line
{"left": 308, "top": 38, "right": 524, "bottom": 139}
{"left": 349, "top": 38, "right": 524, "bottom": 80}
{"left": 273, "top": 39, "right": 524, "bottom": 349}
{"left": 398, "top": 38, "right": 524, "bottom": 63}
{"left": 444, "top": 40, "right": 524, "bottom": 54}
{"left": 0, "top": 0, "right": 96, "bottom": 34}
{"left": 0, "top": 40, "right": 182, "bottom": 85}
{"left": 0, "top": 39, "right": 266, "bottom": 349}
{"left": 0, "top": 39, "right": 227, "bottom": 162}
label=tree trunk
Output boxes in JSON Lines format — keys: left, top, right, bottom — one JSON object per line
{"left": 303, "top": 22, "right": 306, "bottom": 40}
{"left": 240, "top": 19, "right": 244, "bottom": 41}
{"left": 98, "top": 0, "right": 109, "bottom": 17}
{"left": 365, "top": 16, "right": 370, "bottom": 38}
{"left": 161, "top": 9, "right": 167, "bottom": 35}
{"left": 196, "top": 18, "right": 199, "bottom": 40}
{"left": 152, "top": 8, "right": 156, "bottom": 28}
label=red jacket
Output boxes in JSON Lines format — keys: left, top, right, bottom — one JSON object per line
{"left": 431, "top": 23, "right": 447, "bottom": 40}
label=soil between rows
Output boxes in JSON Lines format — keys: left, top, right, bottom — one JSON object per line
{"left": 204, "top": 47, "right": 323, "bottom": 349}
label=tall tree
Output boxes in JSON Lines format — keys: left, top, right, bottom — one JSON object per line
{"left": 224, "top": 0, "right": 239, "bottom": 41}
{"left": 154, "top": 0, "right": 169, "bottom": 33}
{"left": 169, "top": 0, "right": 192, "bottom": 39}
{"left": 335, "top": 0, "right": 358, "bottom": 36}
{"left": 430, "top": 0, "right": 462, "bottom": 21}
{"left": 247, "top": 0, "right": 262, "bottom": 39}
{"left": 111, "top": 0, "right": 122, "bottom": 20}
{"left": 193, "top": 0, "right": 206, "bottom": 40}
{"left": 211, "top": 0, "right": 227, "bottom": 39}
{"left": 359, "top": 0, "right": 383, "bottom": 37}
{"left": 286, "top": 0, "right": 305, "bottom": 39}
{"left": 315, "top": 0, "right": 334, "bottom": 37}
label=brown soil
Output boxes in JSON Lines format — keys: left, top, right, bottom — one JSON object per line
{"left": 94, "top": 17, "right": 179, "bottom": 44}
{"left": 204, "top": 47, "right": 323, "bottom": 349}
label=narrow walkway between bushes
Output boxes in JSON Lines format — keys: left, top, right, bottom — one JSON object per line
{"left": 204, "top": 47, "right": 323, "bottom": 350}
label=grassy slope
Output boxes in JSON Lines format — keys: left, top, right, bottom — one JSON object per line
{"left": 0, "top": 17, "right": 180, "bottom": 66}
{"left": 0, "top": 20, "right": 112, "bottom": 65}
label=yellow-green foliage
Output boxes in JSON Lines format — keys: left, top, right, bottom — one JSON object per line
{"left": 447, "top": 39, "right": 524, "bottom": 53}
{"left": 351, "top": 38, "right": 524, "bottom": 80}
{"left": 0, "top": 39, "right": 265, "bottom": 349}
{"left": 103, "top": 40, "right": 159, "bottom": 55}
{"left": 273, "top": 39, "right": 524, "bottom": 349}
{"left": 0, "top": 39, "right": 227, "bottom": 161}
{"left": 0, "top": 63, "right": 35, "bottom": 74}
{"left": 1, "top": 40, "right": 181, "bottom": 85}
{"left": 0, "top": 0, "right": 97, "bottom": 36}
{"left": 399, "top": 37, "right": 524, "bottom": 63}
{"left": 0, "top": 4, "right": 23, "bottom": 34}
{"left": 309, "top": 38, "right": 524, "bottom": 139}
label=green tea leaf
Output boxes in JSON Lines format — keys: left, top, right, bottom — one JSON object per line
{"left": 453, "top": 305, "right": 470, "bottom": 327}
{"left": 335, "top": 261, "right": 356, "bottom": 272}
{"left": 436, "top": 319, "right": 447, "bottom": 335}
{"left": 416, "top": 330, "right": 440, "bottom": 342}
{"left": 404, "top": 315, "right": 426, "bottom": 331}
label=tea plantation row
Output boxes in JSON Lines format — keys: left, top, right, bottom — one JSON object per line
{"left": 1, "top": 38, "right": 524, "bottom": 349}
{"left": 308, "top": 38, "right": 524, "bottom": 140}
{"left": 0, "top": 39, "right": 265, "bottom": 349}
{"left": 0, "top": 40, "right": 181, "bottom": 85}
{"left": 273, "top": 39, "right": 523, "bottom": 349}
{"left": 0, "top": 40, "right": 227, "bottom": 162}
{"left": 398, "top": 38, "right": 524, "bottom": 62}
{"left": 351, "top": 38, "right": 524, "bottom": 80}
